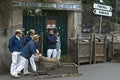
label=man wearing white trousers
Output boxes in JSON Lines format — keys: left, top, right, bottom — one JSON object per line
{"left": 55, "top": 31, "right": 61, "bottom": 61}
{"left": 47, "top": 29, "right": 57, "bottom": 58}
{"left": 24, "top": 29, "right": 38, "bottom": 73}
{"left": 12, "top": 34, "right": 42, "bottom": 77}
{"left": 8, "top": 29, "right": 23, "bottom": 76}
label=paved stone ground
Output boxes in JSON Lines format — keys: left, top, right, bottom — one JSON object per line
{"left": 0, "top": 63, "right": 120, "bottom": 80}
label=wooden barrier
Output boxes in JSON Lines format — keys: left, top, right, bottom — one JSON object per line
{"left": 111, "top": 34, "right": 120, "bottom": 62}
{"left": 69, "top": 33, "right": 109, "bottom": 65}
{"left": 93, "top": 34, "right": 107, "bottom": 63}
{"left": 78, "top": 42, "right": 93, "bottom": 65}
{"left": 69, "top": 34, "right": 93, "bottom": 65}
{"left": 77, "top": 34, "right": 93, "bottom": 65}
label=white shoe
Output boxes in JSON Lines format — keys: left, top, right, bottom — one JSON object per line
{"left": 24, "top": 72, "right": 31, "bottom": 75}
{"left": 12, "top": 74, "right": 20, "bottom": 78}
{"left": 33, "top": 69, "right": 37, "bottom": 72}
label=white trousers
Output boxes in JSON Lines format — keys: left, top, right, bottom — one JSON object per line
{"left": 10, "top": 51, "right": 21, "bottom": 75}
{"left": 13, "top": 56, "right": 28, "bottom": 75}
{"left": 56, "top": 49, "right": 61, "bottom": 60}
{"left": 23, "top": 54, "right": 37, "bottom": 73}
{"left": 24, "top": 49, "right": 39, "bottom": 72}
{"left": 47, "top": 49, "right": 57, "bottom": 58}
{"left": 23, "top": 58, "right": 29, "bottom": 74}
{"left": 30, "top": 54, "right": 37, "bottom": 72}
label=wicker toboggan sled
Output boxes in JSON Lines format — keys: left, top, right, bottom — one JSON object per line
{"left": 35, "top": 56, "right": 79, "bottom": 76}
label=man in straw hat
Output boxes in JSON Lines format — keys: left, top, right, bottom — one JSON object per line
{"left": 24, "top": 29, "right": 36, "bottom": 45}
{"left": 8, "top": 29, "right": 23, "bottom": 76}
{"left": 24, "top": 29, "right": 39, "bottom": 75}
{"left": 12, "top": 34, "right": 42, "bottom": 77}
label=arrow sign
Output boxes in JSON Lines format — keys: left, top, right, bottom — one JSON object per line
{"left": 93, "top": 9, "right": 112, "bottom": 17}
{"left": 93, "top": 3, "right": 112, "bottom": 11}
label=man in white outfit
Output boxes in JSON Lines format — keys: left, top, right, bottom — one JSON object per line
{"left": 8, "top": 29, "right": 23, "bottom": 76}
{"left": 47, "top": 29, "right": 57, "bottom": 58}
{"left": 55, "top": 31, "right": 61, "bottom": 61}
{"left": 24, "top": 29, "right": 39, "bottom": 73}
{"left": 12, "top": 34, "right": 42, "bottom": 77}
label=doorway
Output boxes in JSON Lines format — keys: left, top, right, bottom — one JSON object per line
{"left": 23, "top": 9, "right": 68, "bottom": 56}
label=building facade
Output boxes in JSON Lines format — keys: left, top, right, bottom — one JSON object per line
{"left": 0, "top": 0, "right": 82, "bottom": 73}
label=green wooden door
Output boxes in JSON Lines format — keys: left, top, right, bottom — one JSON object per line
{"left": 23, "top": 16, "right": 44, "bottom": 35}
{"left": 23, "top": 10, "right": 68, "bottom": 56}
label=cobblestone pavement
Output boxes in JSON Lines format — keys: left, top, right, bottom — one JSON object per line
{"left": 0, "top": 63, "right": 120, "bottom": 80}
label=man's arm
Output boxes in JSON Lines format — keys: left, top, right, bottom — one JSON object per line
{"left": 29, "top": 42, "right": 42, "bottom": 57}
{"left": 8, "top": 38, "right": 14, "bottom": 52}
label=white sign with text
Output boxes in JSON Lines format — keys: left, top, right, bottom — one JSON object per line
{"left": 93, "top": 3, "right": 112, "bottom": 11}
{"left": 93, "top": 9, "right": 112, "bottom": 17}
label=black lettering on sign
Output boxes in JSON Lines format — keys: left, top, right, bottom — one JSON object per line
{"left": 97, "top": 5, "right": 107, "bottom": 9}
{"left": 22, "top": 2, "right": 38, "bottom": 7}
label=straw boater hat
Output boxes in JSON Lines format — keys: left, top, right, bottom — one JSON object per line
{"left": 15, "top": 29, "right": 22, "bottom": 34}
{"left": 29, "top": 29, "right": 35, "bottom": 33}
{"left": 33, "top": 34, "right": 39, "bottom": 40}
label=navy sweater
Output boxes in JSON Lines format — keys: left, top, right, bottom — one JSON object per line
{"left": 47, "top": 34, "right": 57, "bottom": 49}
{"left": 24, "top": 36, "right": 32, "bottom": 45}
{"left": 20, "top": 40, "right": 36, "bottom": 59}
{"left": 25, "top": 35, "right": 39, "bottom": 49}
{"left": 8, "top": 36, "right": 23, "bottom": 52}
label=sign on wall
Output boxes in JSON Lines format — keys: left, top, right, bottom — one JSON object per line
{"left": 46, "top": 20, "right": 56, "bottom": 29}
{"left": 43, "top": 0, "right": 63, "bottom": 3}
{"left": 13, "top": 2, "right": 81, "bottom": 11}
{"left": 82, "top": 28, "right": 92, "bottom": 33}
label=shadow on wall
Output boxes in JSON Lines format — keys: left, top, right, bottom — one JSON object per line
{"left": 0, "top": 25, "right": 22, "bottom": 74}
{"left": 0, "top": 28, "right": 10, "bottom": 74}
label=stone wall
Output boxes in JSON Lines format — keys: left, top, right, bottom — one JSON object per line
{"left": 0, "top": 25, "right": 23, "bottom": 74}
{"left": 0, "top": 28, "right": 10, "bottom": 74}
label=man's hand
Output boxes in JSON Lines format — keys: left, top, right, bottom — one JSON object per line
{"left": 37, "top": 53, "right": 42, "bottom": 57}
{"left": 56, "top": 39, "right": 59, "bottom": 42}
{"left": 35, "top": 53, "right": 42, "bottom": 57}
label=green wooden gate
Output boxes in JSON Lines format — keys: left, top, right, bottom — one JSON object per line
{"left": 23, "top": 10, "right": 68, "bottom": 56}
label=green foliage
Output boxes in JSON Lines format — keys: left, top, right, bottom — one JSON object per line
{"left": 82, "top": 0, "right": 119, "bottom": 24}
{"left": 82, "top": 0, "right": 119, "bottom": 34}
{"left": 23, "top": 9, "right": 43, "bottom": 16}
